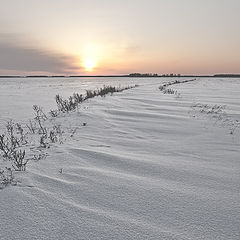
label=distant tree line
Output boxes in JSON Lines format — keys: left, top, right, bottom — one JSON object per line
{"left": 213, "top": 74, "right": 240, "bottom": 78}
{"left": 129, "top": 73, "right": 181, "bottom": 77}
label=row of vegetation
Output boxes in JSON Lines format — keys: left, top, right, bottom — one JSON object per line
{"left": 190, "top": 103, "right": 240, "bottom": 135}
{"left": 158, "top": 78, "right": 240, "bottom": 136}
{"left": 0, "top": 85, "right": 138, "bottom": 188}
{"left": 159, "top": 79, "right": 196, "bottom": 95}
{"left": 54, "top": 85, "right": 138, "bottom": 114}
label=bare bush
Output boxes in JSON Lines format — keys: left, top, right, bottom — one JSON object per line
{"left": 16, "top": 123, "right": 27, "bottom": 144}
{"left": 0, "top": 122, "right": 20, "bottom": 158}
{"left": 11, "top": 150, "right": 29, "bottom": 171}
{"left": 0, "top": 121, "right": 30, "bottom": 171}
{"left": 50, "top": 110, "right": 59, "bottom": 117}
{"left": 48, "top": 125, "right": 63, "bottom": 143}
{"left": 0, "top": 135, "right": 12, "bottom": 158}
{"left": 49, "top": 130, "right": 57, "bottom": 143}
{"left": 163, "top": 88, "right": 177, "bottom": 94}
{"left": 26, "top": 119, "right": 37, "bottom": 134}
{"left": 55, "top": 95, "right": 76, "bottom": 113}
{"left": 159, "top": 85, "right": 166, "bottom": 91}
{"left": 73, "top": 93, "right": 84, "bottom": 103}
{"left": 40, "top": 134, "right": 48, "bottom": 148}
{"left": 33, "top": 105, "right": 47, "bottom": 134}
{"left": 0, "top": 168, "right": 15, "bottom": 189}
{"left": 32, "top": 153, "right": 48, "bottom": 161}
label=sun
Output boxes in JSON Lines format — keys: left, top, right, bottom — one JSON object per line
{"left": 83, "top": 58, "right": 96, "bottom": 71}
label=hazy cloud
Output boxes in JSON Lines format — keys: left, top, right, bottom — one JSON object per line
{"left": 0, "top": 39, "right": 79, "bottom": 75}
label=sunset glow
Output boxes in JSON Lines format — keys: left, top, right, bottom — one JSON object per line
{"left": 0, "top": 0, "right": 240, "bottom": 75}
{"left": 83, "top": 58, "right": 96, "bottom": 72}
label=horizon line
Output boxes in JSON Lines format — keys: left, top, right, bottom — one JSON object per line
{"left": 0, "top": 73, "right": 240, "bottom": 78}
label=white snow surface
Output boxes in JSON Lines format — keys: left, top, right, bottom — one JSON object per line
{"left": 0, "top": 77, "right": 240, "bottom": 240}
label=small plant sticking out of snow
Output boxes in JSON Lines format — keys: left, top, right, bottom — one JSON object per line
{"left": 49, "top": 110, "right": 59, "bottom": 118}
{"left": 0, "top": 134, "right": 13, "bottom": 158}
{"left": 11, "top": 150, "right": 29, "bottom": 171}
{"left": 0, "top": 122, "right": 21, "bottom": 159}
{"left": 16, "top": 123, "right": 27, "bottom": 144}
{"left": 40, "top": 134, "right": 48, "bottom": 148}
{"left": 48, "top": 125, "right": 63, "bottom": 143}
{"left": 49, "top": 130, "right": 57, "bottom": 143}
{"left": 0, "top": 167, "right": 16, "bottom": 189}
{"left": 163, "top": 88, "right": 177, "bottom": 94}
{"left": 229, "top": 120, "right": 240, "bottom": 135}
{"left": 70, "top": 127, "right": 78, "bottom": 137}
{"left": 26, "top": 119, "right": 37, "bottom": 134}
{"left": 0, "top": 121, "right": 29, "bottom": 171}
{"left": 33, "top": 105, "right": 47, "bottom": 134}
{"left": 159, "top": 85, "right": 165, "bottom": 91}
{"left": 32, "top": 153, "right": 48, "bottom": 161}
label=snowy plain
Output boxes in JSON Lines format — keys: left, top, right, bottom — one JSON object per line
{"left": 0, "top": 77, "right": 240, "bottom": 240}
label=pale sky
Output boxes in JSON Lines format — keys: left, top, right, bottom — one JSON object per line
{"left": 0, "top": 0, "right": 239, "bottom": 75}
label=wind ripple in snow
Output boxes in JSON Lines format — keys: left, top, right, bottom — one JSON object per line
{"left": 1, "top": 78, "right": 240, "bottom": 240}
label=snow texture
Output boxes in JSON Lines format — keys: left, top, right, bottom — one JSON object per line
{"left": 0, "top": 77, "right": 240, "bottom": 240}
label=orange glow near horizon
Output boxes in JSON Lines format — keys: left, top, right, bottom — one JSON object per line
{"left": 79, "top": 43, "right": 101, "bottom": 72}
{"left": 83, "top": 58, "right": 96, "bottom": 72}
{"left": 1, "top": 1, "right": 240, "bottom": 76}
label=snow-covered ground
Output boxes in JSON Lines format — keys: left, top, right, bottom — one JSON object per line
{"left": 0, "top": 77, "right": 240, "bottom": 240}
